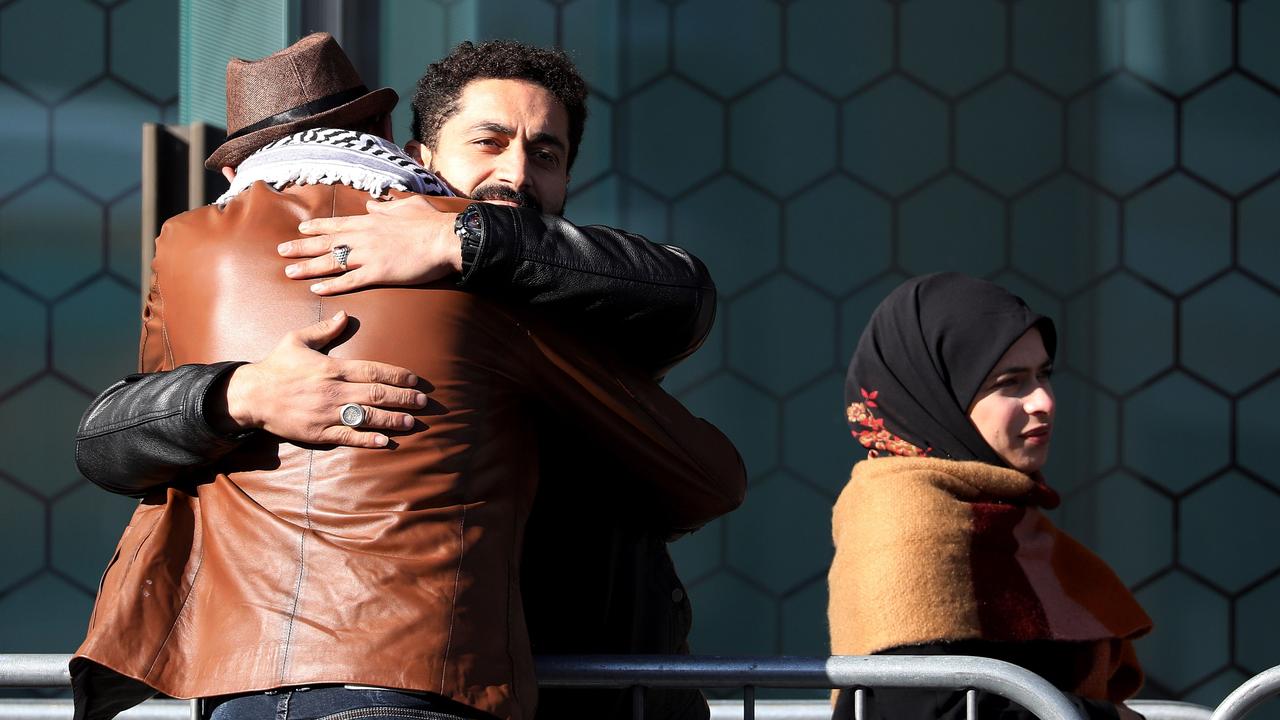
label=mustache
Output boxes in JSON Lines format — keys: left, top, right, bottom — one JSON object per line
{"left": 469, "top": 184, "right": 542, "bottom": 213}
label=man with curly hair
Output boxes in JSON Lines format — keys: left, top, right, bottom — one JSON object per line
{"left": 77, "top": 39, "right": 729, "bottom": 720}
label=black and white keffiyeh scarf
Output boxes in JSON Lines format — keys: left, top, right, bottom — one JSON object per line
{"left": 215, "top": 128, "right": 453, "bottom": 207}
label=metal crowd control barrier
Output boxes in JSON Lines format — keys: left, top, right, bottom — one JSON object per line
{"left": 1212, "top": 665, "right": 1280, "bottom": 720}
{"left": 704, "top": 698, "right": 1213, "bottom": 720}
{"left": 12, "top": 653, "right": 1218, "bottom": 720}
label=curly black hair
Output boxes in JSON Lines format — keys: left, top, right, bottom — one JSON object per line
{"left": 411, "top": 40, "right": 588, "bottom": 170}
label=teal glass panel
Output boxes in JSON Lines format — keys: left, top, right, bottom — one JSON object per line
{"left": 728, "top": 276, "right": 834, "bottom": 395}
{"left": 112, "top": 0, "right": 179, "bottom": 102}
{"left": 680, "top": 373, "right": 778, "bottom": 482}
{"left": 671, "top": 177, "right": 779, "bottom": 296}
{"left": 786, "top": 0, "right": 891, "bottom": 97}
{"left": 0, "top": 377, "right": 91, "bottom": 498}
{"left": 1181, "top": 273, "right": 1280, "bottom": 394}
{"left": 1122, "top": 373, "right": 1229, "bottom": 493}
{"left": 1239, "top": 178, "right": 1280, "bottom": 288}
{"left": 0, "top": 0, "right": 104, "bottom": 103}
{"left": 1064, "top": 273, "right": 1174, "bottom": 393}
{"left": 686, "top": 571, "right": 776, "bottom": 654}
{"left": 1134, "top": 571, "right": 1229, "bottom": 693}
{"left": 898, "top": 175, "right": 1005, "bottom": 278}
{"left": 726, "top": 473, "right": 833, "bottom": 594}
{"left": 1040, "top": 370, "right": 1118, "bottom": 494}
{"left": 622, "top": 77, "right": 723, "bottom": 197}
{"left": 50, "top": 484, "right": 138, "bottom": 590}
{"left": 0, "top": 282, "right": 46, "bottom": 395}
{"left": 1181, "top": 472, "right": 1280, "bottom": 592}
{"left": 52, "top": 279, "right": 139, "bottom": 393}
{"left": 785, "top": 177, "right": 891, "bottom": 295}
{"left": 956, "top": 76, "right": 1061, "bottom": 197}
{"left": 1237, "top": 377, "right": 1280, "bottom": 483}
{"left": 0, "top": 179, "right": 102, "bottom": 301}
{"left": 0, "top": 574, "right": 93, "bottom": 652}
{"left": 53, "top": 79, "right": 162, "bottom": 202}
{"left": 1067, "top": 74, "right": 1175, "bottom": 196}
{"left": 1241, "top": 0, "right": 1280, "bottom": 90}
{"left": 0, "top": 480, "right": 44, "bottom": 590}
{"left": 1011, "top": 175, "right": 1118, "bottom": 296}
{"left": 841, "top": 77, "right": 948, "bottom": 196}
{"left": 1059, "top": 470, "right": 1172, "bottom": 586}
{"left": 730, "top": 77, "right": 836, "bottom": 197}
{"left": 1123, "top": 174, "right": 1230, "bottom": 295}
{"left": 1123, "top": 0, "right": 1231, "bottom": 95}
{"left": 782, "top": 372, "right": 860, "bottom": 497}
{"left": 900, "top": 0, "right": 1004, "bottom": 97}
{"left": 0, "top": 83, "right": 48, "bottom": 200}
{"left": 673, "top": 0, "right": 780, "bottom": 99}
{"left": 1237, "top": 576, "right": 1280, "bottom": 676}
{"left": 1012, "top": 0, "right": 1121, "bottom": 97}
{"left": 1183, "top": 76, "right": 1280, "bottom": 195}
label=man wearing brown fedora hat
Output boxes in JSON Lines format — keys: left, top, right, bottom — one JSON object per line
{"left": 71, "top": 32, "right": 744, "bottom": 720}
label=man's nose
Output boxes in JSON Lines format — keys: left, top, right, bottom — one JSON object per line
{"left": 495, "top": 145, "right": 531, "bottom": 189}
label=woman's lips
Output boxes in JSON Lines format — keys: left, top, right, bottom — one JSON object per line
{"left": 1021, "top": 425, "right": 1051, "bottom": 445}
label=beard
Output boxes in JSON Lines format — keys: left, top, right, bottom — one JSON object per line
{"left": 467, "top": 183, "right": 544, "bottom": 214}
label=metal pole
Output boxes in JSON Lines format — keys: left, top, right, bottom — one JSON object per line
{"left": 1211, "top": 665, "right": 1280, "bottom": 720}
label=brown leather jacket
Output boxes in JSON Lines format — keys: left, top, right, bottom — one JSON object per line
{"left": 71, "top": 182, "right": 747, "bottom": 720}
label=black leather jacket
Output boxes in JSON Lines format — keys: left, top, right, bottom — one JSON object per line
{"left": 76, "top": 202, "right": 716, "bottom": 720}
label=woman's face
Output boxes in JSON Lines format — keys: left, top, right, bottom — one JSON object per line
{"left": 967, "top": 327, "right": 1055, "bottom": 474}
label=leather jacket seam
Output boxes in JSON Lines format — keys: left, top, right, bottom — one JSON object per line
{"left": 142, "top": 523, "right": 206, "bottom": 682}
{"left": 514, "top": 253, "right": 706, "bottom": 289}
{"left": 75, "top": 408, "right": 184, "bottom": 439}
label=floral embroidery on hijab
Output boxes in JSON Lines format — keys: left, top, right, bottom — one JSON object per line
{"left": 846, "top": 388, "right": 931, "bottom": 459}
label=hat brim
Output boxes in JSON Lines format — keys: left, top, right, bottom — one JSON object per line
{"left": 204, "top": 87, "right": 399, "bottom": 171}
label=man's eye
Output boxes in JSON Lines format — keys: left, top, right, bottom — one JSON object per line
{"left": 535, "top": 149, "right": 559, "bottom": 165}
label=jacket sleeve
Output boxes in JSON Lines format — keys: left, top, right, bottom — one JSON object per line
{"left": 460, "top": 204, "right": 717, "bottom": 377}
{"left": 519, "top": 317, "right": 747, "bottom": 533}
{"left": 75, "top": 271, "right": 251, "bottom": 497}
{"left": 75, "top": 363, "right": 250, "bottom": 497}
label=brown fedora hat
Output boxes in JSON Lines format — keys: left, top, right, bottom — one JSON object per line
{"left": 205, "top": 32, "right": 398, "bottom": 170}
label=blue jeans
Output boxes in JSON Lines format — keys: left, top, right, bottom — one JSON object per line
{"left": 205, "top": 686, "right": 484, "bottom": 720}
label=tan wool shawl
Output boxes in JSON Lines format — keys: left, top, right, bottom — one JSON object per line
{"left": 828, "top": 457, "right": 1152, "bottom": 702}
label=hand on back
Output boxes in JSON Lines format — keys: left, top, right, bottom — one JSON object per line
{"left": 277, "top": 195, "right": 464, "bottom": 295}
{"left": 216, "top": 311, "right": 428, "bottom": 448}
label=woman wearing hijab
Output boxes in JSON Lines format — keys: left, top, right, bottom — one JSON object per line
{"left": 829, "top": 273, "right": 1152, "bottom": 720}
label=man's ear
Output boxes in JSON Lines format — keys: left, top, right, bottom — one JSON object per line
{"left": 220, "top": 166, "right": 236, "bottom": 182}
{"left": 404, "top": 140, "right": 432, "bottom": 168}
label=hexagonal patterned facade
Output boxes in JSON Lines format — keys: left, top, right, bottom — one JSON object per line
{"left": 4, "top": 0, "right": 1280, "bottom": 710}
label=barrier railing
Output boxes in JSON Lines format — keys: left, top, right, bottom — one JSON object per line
{"left": 0, "top": 654, "right": 1228, "bottom": 720}
{"left": 1211, "top": 665, "right": 1280, "bottom": 720}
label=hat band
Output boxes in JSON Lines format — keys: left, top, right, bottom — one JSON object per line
{"left": 225, "top": 85, "right": 371, "bottom": 142}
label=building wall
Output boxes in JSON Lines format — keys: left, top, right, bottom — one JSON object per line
{"left": 1, "top": 0, "right": 1279, "bottom": 710}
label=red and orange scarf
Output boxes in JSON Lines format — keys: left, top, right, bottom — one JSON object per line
{"left": 828, "top": 456, "right": 1152, "bottom": 702}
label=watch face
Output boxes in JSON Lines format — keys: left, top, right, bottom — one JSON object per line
{"left": 463, "top": 205, "right": 483, "bottom": 230}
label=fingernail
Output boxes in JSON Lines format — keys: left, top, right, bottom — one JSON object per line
{"left": 298, "top": 221, "right": 311, "bottom": 232}
{"left": 311, "top": 283, "right": 325, "bottom": 293}
{"left": 374, "top": 434, "right": 389, "bottom": 447}
{"left": 285, "top": 265, "right": 298, "bottom": 277}
{"left": 405, "top": 374, "right": 418, "bottom": 385}
{"left": 414, "top": 392, "right": 427, "bottom": 406}
{"left": 277, "top": 242, "right": 291, "bottom": 253}
{"left": 402, "top": 415, "right": 414, "bottom": 429}
{"left": 332, "top": 311, "right": 344, "bottom": 321}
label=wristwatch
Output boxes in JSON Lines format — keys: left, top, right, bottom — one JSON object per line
{"left": 454, "top": 203, "right": 484, "bottom": 277}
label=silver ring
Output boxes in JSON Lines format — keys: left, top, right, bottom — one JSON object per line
{"left": 338, "top": 403, "right": 366, "bottom": 428}
{"left": 332, "top": 244, "right": 351, "bottom": 272}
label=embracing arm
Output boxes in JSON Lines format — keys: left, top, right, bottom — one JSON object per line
{"left": 76, "top": 311, "right": 426, "bottom": 496}
{"left": 287, "top": 196, "right": 717, "bottom": 376}
{"left": 461, "top": 204, "right": 716, "bottom": 375}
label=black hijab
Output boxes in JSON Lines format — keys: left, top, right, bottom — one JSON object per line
{"left": 844, "top": 273, "right": 1057, "bottom": 466}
